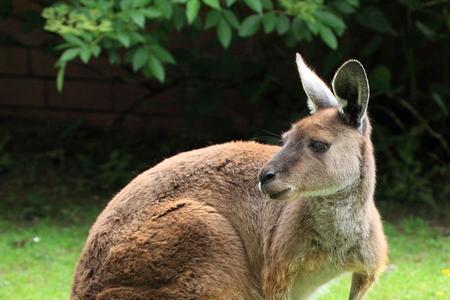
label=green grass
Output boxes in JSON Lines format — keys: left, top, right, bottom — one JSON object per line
{"left": 0, "top": 221, "right": 89, "bottom": 300}
{"left": 320, "top": 218, "right": 450, "bottom": 300}
{"left": 0, "top": 206, "right": 100, "bottom": 300}
{"left": 0, "top": 213, "right": 448, "bottom": 300}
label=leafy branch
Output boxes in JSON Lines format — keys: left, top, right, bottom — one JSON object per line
{"left": 42, "top": 0, "right": 359, "bottom": 91}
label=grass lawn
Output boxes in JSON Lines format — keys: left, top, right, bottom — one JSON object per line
{"left": 0, "top": 208, "right": 448, "bottom": 300}
{"left": 0, "top": 205, "right": 98, "bottom": 300}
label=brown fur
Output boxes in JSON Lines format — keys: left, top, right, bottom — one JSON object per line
{"left": 72, "top": 65, "right": 387, "bottom": 300}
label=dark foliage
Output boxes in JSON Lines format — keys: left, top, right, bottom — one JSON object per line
{"left": 0, "top": 0, "right": 448, "bottom": 206}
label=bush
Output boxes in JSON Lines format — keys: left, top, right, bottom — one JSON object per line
{"left": 1, "top": 0, "right": 448, "bottom": 205}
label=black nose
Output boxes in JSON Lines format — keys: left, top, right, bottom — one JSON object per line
{"left": 259, "top": 170, "right": 277, "bottom": 185}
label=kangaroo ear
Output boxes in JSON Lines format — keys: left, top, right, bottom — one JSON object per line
{"left": 332, "top": 60, "right": 369, "bottom": 132}
{"left": 296, "top": 53, "right": 338, "bottom": 114}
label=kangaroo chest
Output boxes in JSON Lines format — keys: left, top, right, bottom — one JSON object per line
{"left": 308, "top": 195, "right": 369, "bottom": 248}
{"left": 287, "top": 199, "right": 370, "bottom": 299}
{"left": 289, "top": 266, "right": 341, "bottom": 300}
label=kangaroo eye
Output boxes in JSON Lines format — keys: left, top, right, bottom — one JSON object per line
{"left": 310, "top": 141, "right": 330, "bottom": 153}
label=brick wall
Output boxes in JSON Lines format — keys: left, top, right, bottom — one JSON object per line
{"left": 0, "top": 0, "right": 186, "bottom": 130}
{"left": 0, "top": 0, "right": 258, "bottom": 135}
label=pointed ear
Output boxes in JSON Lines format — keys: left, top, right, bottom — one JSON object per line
{"left": 332, "top": 60, "right": 370, "bottom": 132}
{"left": 296, "top": 53, "right": 338, "bottom": 114}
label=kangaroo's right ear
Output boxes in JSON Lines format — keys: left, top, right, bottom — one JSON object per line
{"left": 296, "top": 53, "right": 338, "bottom": 114}
{"left": 332, "top": 60, "right": 369, "bottom": 132}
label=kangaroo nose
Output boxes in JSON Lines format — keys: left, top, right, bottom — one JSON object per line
{"left": 259, "top": 170, "right": 277, "bottom": 185}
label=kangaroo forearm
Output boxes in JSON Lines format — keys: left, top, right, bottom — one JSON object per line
{"left": 349, "top": 272, "right": 377, "bottom": 300}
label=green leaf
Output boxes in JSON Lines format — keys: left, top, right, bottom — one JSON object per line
{"left": 356, "top": 7, "right": 395, "bottom": 34}
{"left": 226, "top": 0, "right": 237, "bottom": 7}
{"left": 262, "top": 12, "right": 276, "bottom": 33}
{"left": 347, "top": 0, "right": 359, "bottom": 6}
{"left": 151, "top": 44, "right": 176, "bottom": 64}
{"left": 120, "top": 0, "right": 133, "bottom": 10}
{"left": 155, "top": 0, "right": 173, "bottom": 18}
{"left": 217, "top": 17, "right": 232, "bottom": 48}
{"left": 431, "top": 92, "right": 448, "bottom": 116}
{"left": 276, "top": 14, "right": 289, "bottom": 35}
{"left": 261, "top": 0, "right": 273, "bottom": 10}
{"left": 62, "top": 34, "right": 83, "bottom": 46}
{"left": 91, "top": 44, "right": 101, "bottom": 57}
{"left": 415, "top": 21, "right": 436, "bottom": 40}
{"left": 239, "top": 15, "right": 261, "bottom": 37}
{"left": 306, "top": 20, "right": 320, "bottom": 34}
{"left": 192, "top": 15, "right": 203, "bottom": 29}
{"left": 397, "top": 0, "right": 420, "bottom": 9}
{"left": 130, "top": 11, "right": 145, "bottom": 28}
{"left": 243, "top": 0, "right": 262, "bottom": 14}
{"left": 55, "top": 43, "right": 73, "bottom": 51}
{"left": 79, "top": 47, "right": 91, "bottom": 63}
{"left": 173, "top": 5, "right": 186, "bottom": 30}
{"left": 186, "top": 0, "right": 201, "bottom": 24}
{"left": 60, "top": 48, "right": 80, "bottom": 61}
{"left": 132, "top": 0, "right": 151, "bottom": 7}
{"left": 132, "top": 47, "right": 149, "bottom": 71}
{"left": 129, "top": 32, "right": 145, "bottom": 43}
{"left": 56, "top": 63, "right": 66, "bottom": 93}
{"left": 291, "top": 17, "right": 310, "bottom": 41}
{"left": 334, "top": 1, "right": 356, "bottom": 14}
{"left": 116, "top": 32, "right": 131, "bottom": 47}
{"left": 205, "top": 10, "right": 220, "bottom": 29}
{"left": 369, "top": 65, "right": 391, "bottom": 92}
{"left": 108, "top": 51, "right": 120, "bottom": 65}
{"left": 203, "top": 0, "right": 220, "bottom": 9}
{"left": 142, "top": 8, "right": 162, "bottom": 19}
{"left": 361, "top": 35, "right": 382, "bottom": 57}
{"left": 148, "top": 54, "right": 165, "bottom": 82}
{"left": 223, "top": 10, "right": 240, "bottom": 29}
{"left": 315, "top": 10, "right": 346, "bottom": 35}
{"left": 319, "top": 25, "right": 337, "bottom": 49}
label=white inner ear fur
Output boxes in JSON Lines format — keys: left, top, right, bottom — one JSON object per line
{"left": 296, "top": 53, "right": 338, "bottom": 114}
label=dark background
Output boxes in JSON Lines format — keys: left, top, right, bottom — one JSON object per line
{"left": 0, "top": 0, "right": 448, "bottom": 221}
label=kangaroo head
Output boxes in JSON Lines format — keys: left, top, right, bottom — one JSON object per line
{"left": 259, "top": 53, "right": 371, "bottom": 200}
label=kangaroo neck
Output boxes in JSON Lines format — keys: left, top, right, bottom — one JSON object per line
{"left": 271, "top": 179, "right": 370, "bottom": 255}
{"left": 301, "top": 180, "right": 371, "bottom": 249}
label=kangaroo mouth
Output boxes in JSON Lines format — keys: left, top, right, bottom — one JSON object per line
{"left": 268, "top": 188, "right": 292, "bottom": 199}
{"left": 259, "top": 181, "right": 293, "bottom": 200}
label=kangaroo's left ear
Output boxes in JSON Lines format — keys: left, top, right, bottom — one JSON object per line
{"left": 296, "top": 53, "right": 338, "bottom": 114}
{"left": 332, "top": 60, "right": 369, "bottom": 132}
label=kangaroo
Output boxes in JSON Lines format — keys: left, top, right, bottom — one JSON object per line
{"left": 71, "top": 53, "right": 387, "bottom": 300}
